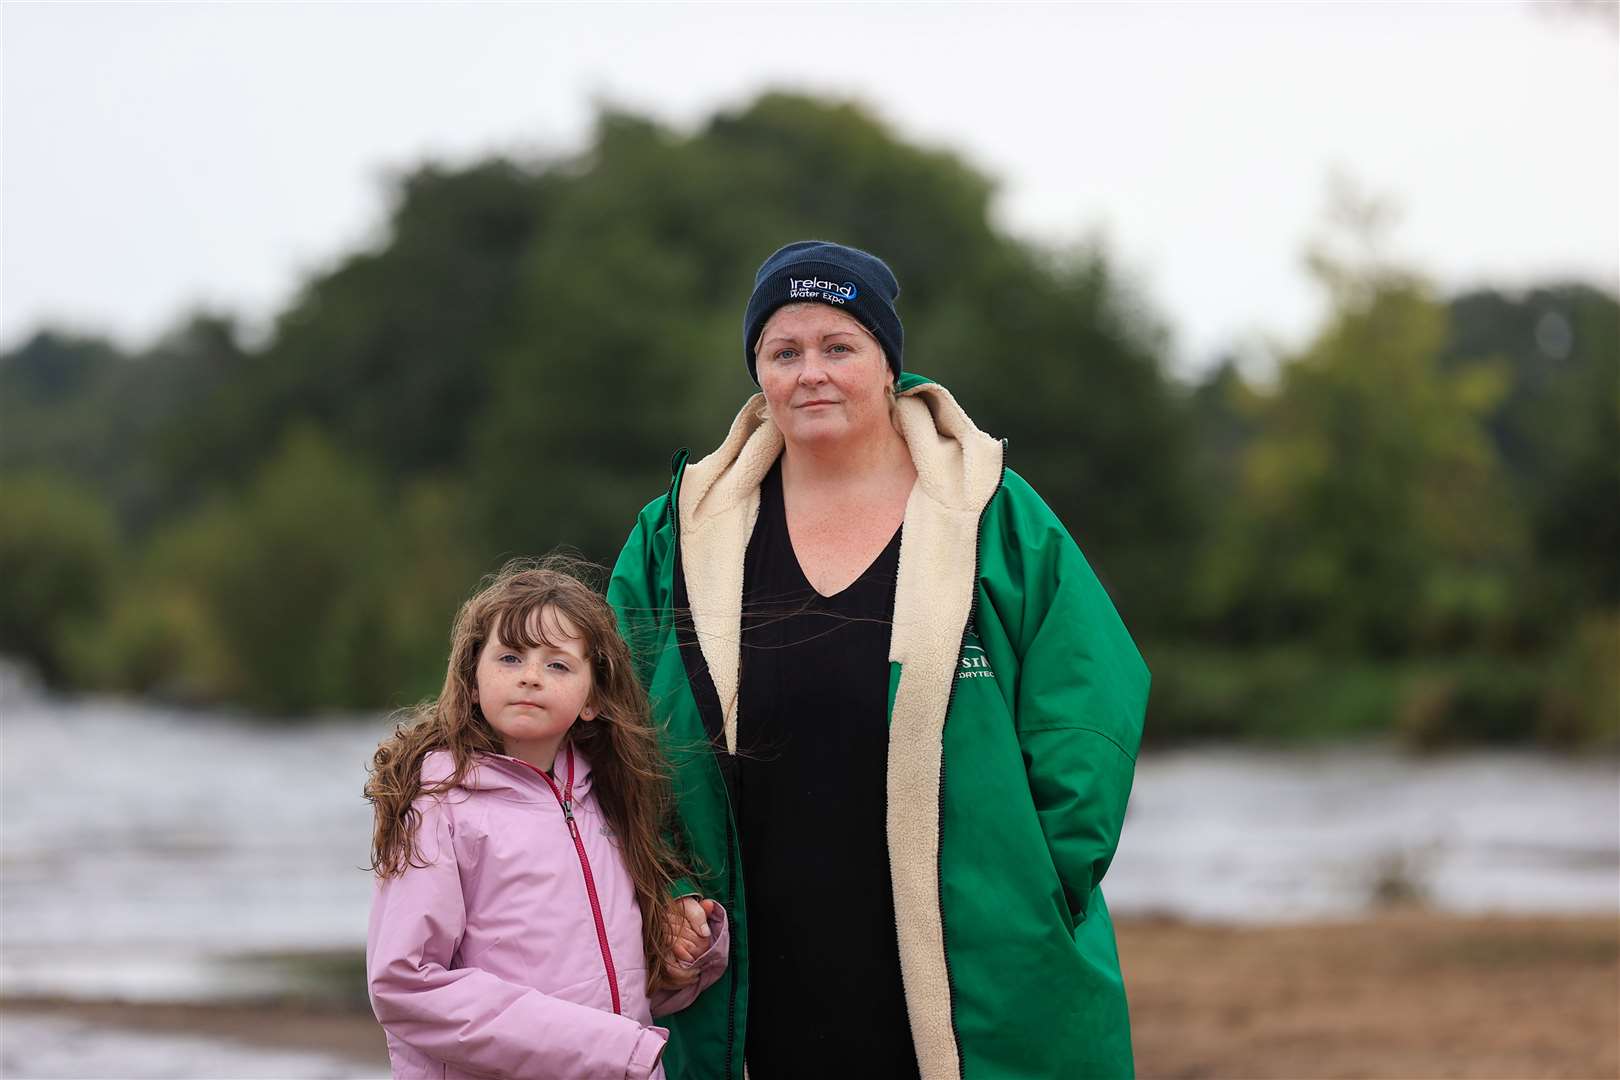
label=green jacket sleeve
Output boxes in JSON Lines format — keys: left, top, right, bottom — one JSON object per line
{"left": 996, "top": 476, "right": 1149, "bottom": 926}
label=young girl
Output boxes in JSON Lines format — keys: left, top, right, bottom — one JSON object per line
{"left": 365, "top": 558, "right": 727, "bottom": 1080}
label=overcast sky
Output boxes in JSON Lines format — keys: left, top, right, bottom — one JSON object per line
{"left": 3, "top": 2, "right": 1615, "bottom": 374}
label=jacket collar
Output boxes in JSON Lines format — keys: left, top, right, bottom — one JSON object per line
{"left": 678, "top": 375, "right": 1002, "bottom": 531}
{"left": 421, "top": 745, "right": 596, "bottom": 799}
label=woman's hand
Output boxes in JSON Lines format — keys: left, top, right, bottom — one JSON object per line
{"left": 662, "top": 897, "right": 718, "bottom": 986}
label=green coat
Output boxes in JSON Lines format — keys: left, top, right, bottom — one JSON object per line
{"left": 609, "top": 374, "right": 1148, "bottom": 1080}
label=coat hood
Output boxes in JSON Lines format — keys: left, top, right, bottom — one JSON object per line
{"left": 421, "top": 746, "right": 596, "bottom": 800}
{"left": 676, "top": 374, "right": 1005, "bottom": 755}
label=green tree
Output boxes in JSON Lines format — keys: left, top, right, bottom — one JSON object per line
{"left": 469, "top": 96, "right": 1194, "bottom": 631}
{"left": 0, "top": 94, "right": 1240, "bottom": 704}
{"left": 129, "top": 427, "right": 397, "bottom": 710}
{"left": 0, "top": 472, "right": 119, "bottom": 682}
{"left": 0, "top": 316, "right": 250, "bottom": 532}
{"left": 1200, "top": 251, "right": 1520, "bottom": 653}
{"left": 1441, "top": 285, "right": 1620, "bottom": 615}
{"left": 148, "top": 162, "right": 551, "bottom": 515}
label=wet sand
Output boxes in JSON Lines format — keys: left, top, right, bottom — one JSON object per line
{"left": 3, "top": 914, "right": 1615, "bottom": 1078}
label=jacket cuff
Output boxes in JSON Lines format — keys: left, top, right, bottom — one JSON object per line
{"left": 625, "top": 1025, "right": 669, "bottom": 1080}
{"left": 693, "top": 901, "right": 729, "bottom": 966}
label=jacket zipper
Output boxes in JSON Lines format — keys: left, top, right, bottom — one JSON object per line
{"left": 518, "top": 747, "right": 622, "bottom": 1016}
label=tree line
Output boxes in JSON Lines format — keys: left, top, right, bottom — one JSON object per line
{"left": 3, "top": 93, "right": 1614, "bottom": 745}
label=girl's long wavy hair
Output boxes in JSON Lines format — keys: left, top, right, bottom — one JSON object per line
{"left": 365, "top": 555, "right": 687, "bottom": 991}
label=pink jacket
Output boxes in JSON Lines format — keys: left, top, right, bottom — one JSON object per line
{"left": 367, "top": 747, "right": 729, "bottom": 1079}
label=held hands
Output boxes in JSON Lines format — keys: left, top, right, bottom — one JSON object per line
{"left": 662, "top": 896, "right": 718, "bottom": 987}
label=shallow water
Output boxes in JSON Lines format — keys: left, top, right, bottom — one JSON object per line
{"left": 1, "top": 679, "right": 382, "bottom": 1003}
{"left": 2, "top": 671, "right": 1616, "bottom": 1010}
{"left": 1106, "top": 743, "right": 1619, "bottom": 922}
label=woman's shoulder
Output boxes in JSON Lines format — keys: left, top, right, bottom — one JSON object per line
{"left": 632, "top": 489, "right": 674, "bottom": 525}
{"left": 613, "top": 491, "right": 674, "bottom": 568}
{"left": 984, "top": 466, "right": 1073, "bottom": 544}
{"left": 979, "top": 467, "right": 1116, "bottom": 602}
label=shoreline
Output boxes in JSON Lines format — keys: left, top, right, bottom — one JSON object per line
{"left": 3, "top": 912, "right": 1616, "bottom": 1079}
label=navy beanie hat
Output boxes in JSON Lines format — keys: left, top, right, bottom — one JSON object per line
{"left": 742, "top": 240, "right": 903, "bottom": 385}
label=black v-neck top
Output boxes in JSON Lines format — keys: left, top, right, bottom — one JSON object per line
{"left": 734, "top": 460, "right": 919, "bottom": 1078}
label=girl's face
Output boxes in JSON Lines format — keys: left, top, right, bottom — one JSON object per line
{"left": 473, "top": 605, "right": 595, "bottom": 772}
{"left": 756, "top": 303, "right": 893, "bottom": 452}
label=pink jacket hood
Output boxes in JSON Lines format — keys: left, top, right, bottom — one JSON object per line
{"left": 367, "top": 747, "right": 727, "bottom": 1079}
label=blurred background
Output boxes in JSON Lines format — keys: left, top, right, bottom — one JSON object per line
{"left": 2, "top": 3, "right": 1616, "bottom": 1077}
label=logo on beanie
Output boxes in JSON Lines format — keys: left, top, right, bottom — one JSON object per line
{"left": 788, "top": 277, "right": 859, "bottom": 304}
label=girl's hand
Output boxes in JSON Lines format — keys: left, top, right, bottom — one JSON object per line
{"left": 668, "top": 896, "right": 715, "bottom": 961}
{"left": 663, "top": 897, "right": 717, "bottom": 985}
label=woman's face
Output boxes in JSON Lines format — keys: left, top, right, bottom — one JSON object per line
{"left": 756, "top": 303, "right": 893, "bottom": 452}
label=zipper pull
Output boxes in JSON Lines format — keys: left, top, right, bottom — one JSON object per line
{"left": 563, "top": 798, "right": 579, "bottom": 838}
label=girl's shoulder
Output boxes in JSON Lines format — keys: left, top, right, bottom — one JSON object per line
{"left": 419, "top": 748, "right": 519, "bottom": 792}
{"left": 411, "top": 750, "right": 490, "bottom": 824}
{"left": 420, "top": 748, "right": 460, "bottom": 788}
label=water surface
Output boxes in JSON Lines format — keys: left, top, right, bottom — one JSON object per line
{"left": 3, "top": 674, "right": 1615, "bottom": 1006}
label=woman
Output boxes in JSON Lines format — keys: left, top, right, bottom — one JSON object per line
{"left": 609, "top": 241, "right": 1148, "bottom": 1079}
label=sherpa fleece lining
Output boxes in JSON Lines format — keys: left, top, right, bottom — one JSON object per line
{"left": 677, "top": 383, "right": 1004, "bottom": 1080}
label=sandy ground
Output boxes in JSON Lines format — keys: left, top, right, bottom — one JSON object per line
{"left": 1119, "top": 914, "right": 1619, "bottom": 1079}
{"left": 3, "top": 914, "right": 1615, "bottom": 1079}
